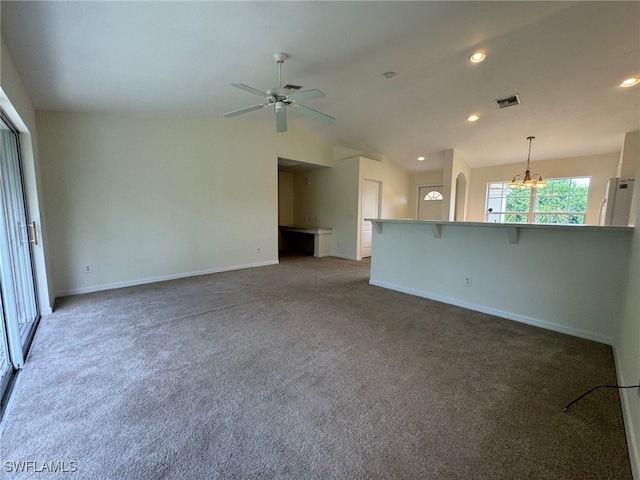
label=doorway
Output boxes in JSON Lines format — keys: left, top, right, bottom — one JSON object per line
{"left": 277, "top": 157, "right": 328, "bottom": 257}
{"left": 360, "top": 178, "right": 381, "bottom": 258}
{"left": 0, "top": 111, "right": 40, "bottom": 415}
{"left": 417, "top": 185, "right": 444, "bottom": 220}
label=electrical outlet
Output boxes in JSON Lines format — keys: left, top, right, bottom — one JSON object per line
{"left": 83, "top": 264, "right": 93, "bottom": 274}
{"left": 464, "top": 275, "right": 472, "bottom": 287}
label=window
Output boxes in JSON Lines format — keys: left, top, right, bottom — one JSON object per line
{"left": 485, "top": 177, "right": 590, "bottom": 224}
{"left": 533, "top": 177, "right": 590, "bottom": 224}
{"left": 486, "top": 182, "right": 531, "bottom": 223}
{"left": 424, "top": 191, "right": 443, "bottom": 201}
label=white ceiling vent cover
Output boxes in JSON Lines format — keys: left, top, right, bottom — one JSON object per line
{"left": 495, "top": 94, "right": 521, "bottom": 109}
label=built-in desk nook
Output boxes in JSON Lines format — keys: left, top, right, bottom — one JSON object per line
{"left": 279, "top": 226, "right": 333, "bottom": 257}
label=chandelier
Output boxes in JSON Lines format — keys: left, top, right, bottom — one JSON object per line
{"left": 508, "top": 136, "right": 547, "bottom": 189}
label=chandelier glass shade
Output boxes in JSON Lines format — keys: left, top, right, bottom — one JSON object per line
{"left": 508, "top": 136, "right": 547, "bottom": 189}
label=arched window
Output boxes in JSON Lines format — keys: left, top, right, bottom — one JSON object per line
{"left": 424, "top": 191, "right": 443, "bottom": 201}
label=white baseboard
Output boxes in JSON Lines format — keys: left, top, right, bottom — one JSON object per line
{"left": 368, "top": 279, "right": 613, "bottom": 346}
{"left": 330, "top": 253, "right": 358, "bottom": 261}
{"left": 55, "top": 260, "right": 279, "bottom": 298}
{"left": 612, "top": 343, "right": 640, "bottom": 480}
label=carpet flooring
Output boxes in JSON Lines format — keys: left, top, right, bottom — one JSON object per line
{"left": 0, "top": 254, "right": 631, "bottom": 479}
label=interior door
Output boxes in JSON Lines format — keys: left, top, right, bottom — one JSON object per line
{"left": 0, "top": 113, "right": 39, "bottom": 370}
{"left": 418, "top": 185, "right": 444, "bottom": 220}
{"left": 361, "top": 179, "right": 381, "bottom": 258}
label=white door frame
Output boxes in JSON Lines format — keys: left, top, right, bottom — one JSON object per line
{"left": 359, "top": 177, "right": 382, "bottom": 260}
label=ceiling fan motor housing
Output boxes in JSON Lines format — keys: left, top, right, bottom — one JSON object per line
{"left": 273, "top": 52, "right": 287, "bottom": 63}
{"left": 267, "top": 87, "right": 290, "bottom": 99}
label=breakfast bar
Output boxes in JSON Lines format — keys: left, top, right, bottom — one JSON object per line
{"left": 367, "top": 219, "right": 633, "bottom": 344}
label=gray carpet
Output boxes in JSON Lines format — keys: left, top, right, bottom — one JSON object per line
{"left": 0, "top": 254, "right": 631, "bottom": 479}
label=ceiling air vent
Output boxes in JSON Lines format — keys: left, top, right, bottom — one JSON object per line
{"left": 283, "top": 84, "right": 303, "bottom": 90}
{"left": 495, "top": 94, "right": 521, "bottom": 109}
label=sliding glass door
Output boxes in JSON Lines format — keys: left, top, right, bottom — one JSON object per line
{"left": 0, "top": 110, "right": 40, "bottom": 410}
{"left": 0, "top": 308, "right": 13, "bottom": 405}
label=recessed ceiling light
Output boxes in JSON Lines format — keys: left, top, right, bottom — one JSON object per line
{"left": 417, "top": 156, "right": 425, "bottom": 161}
{"left": 469, "top": 51, "right": 486, "bottom": 63}
{"left": 620, "top": 77, "right": 640, "bottom": 88}
{"left": 467, "top": 114, "right": 480, "bottom": 122}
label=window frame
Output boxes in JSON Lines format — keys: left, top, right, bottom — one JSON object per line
{"left": 485, "top": 176, "right": 591, "bottom": 225}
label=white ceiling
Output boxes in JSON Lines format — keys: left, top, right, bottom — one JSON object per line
{"left": 1, "top": 1, "right": 639, "bottom": 172}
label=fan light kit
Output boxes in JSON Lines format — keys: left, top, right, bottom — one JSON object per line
{"left": 224, "top": 52, "right": 334, "bottom": 133}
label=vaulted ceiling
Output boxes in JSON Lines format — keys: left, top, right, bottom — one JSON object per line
{"left": 1, "top": 1, "right": 638, "bottom": 172}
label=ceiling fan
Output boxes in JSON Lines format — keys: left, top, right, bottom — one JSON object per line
{"left": 224, "top": 53, "right": 334, "bottom": 133}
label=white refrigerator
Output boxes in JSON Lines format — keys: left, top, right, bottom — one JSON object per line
{"left": 599, "top": 178, "right": 635, "bottom": 226}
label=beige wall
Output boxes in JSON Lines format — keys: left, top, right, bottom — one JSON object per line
{"left": 466, "top": 153, "right": 620, "bottom": 224}
{"left": 36, "top": 111, "right": 334, "bottom": 296}
{"left": 618, "top": 130, "right": 639, "bottom": 180}
{"left": 277, "top": 170, "right": 294, "bottom": 251}
{"left": 276, "top": 124, "right": 334, "bottom": 169}
{"left": 278, "top": 170, "right": 294, "bottom": 226}
{"left": 449, "top": 150, "right": 471, "bottom": 221}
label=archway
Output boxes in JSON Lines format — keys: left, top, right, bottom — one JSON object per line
{"left": 454, "top": 172, "right": 467, "bottom": 221}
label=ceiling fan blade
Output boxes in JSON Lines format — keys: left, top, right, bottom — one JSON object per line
{"left": 287, "top": 89, "right": 325, "bottom": 102}
{"left": 276, "top": 104, "right": 287, "bottom": 133}
{"left": 230, "top": 83, "right": 269, "bottom": 97}
{"left": 291, "top": 104, "right": 335, "bottom": 125}
{"left": 224, "top": 104, "right": 266, "bottom": 118}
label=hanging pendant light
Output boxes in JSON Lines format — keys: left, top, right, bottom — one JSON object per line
{"left": 508, "top": 136, "right": 547, "bottom": 189}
